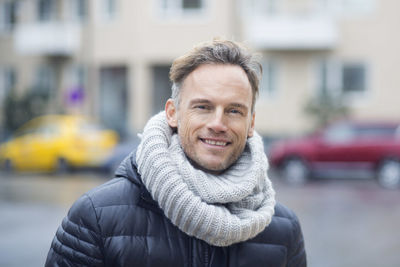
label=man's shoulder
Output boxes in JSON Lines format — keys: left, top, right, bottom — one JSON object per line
{"left": 82, "top": 153, "right": 142, "bottom": 208}
{"left": 82, "top": 177, "right": 140, "bottom": 208}
{"left": 273, "top": 202, "right": 300, "bottom": 222}
{"left": 271, "top": 202, "right": 302, "bottom": 233}
{"left": 249, "top": 202, "right": 302, "bottom": 245}
{"left": 241, "top": 203, "right": 306, "bottom": 266}
{"left": 64, "top": 176, "right": 143, "bottom": 233}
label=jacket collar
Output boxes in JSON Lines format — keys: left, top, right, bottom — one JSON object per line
{"left": 115, "top": 150, "right": 163, "bottom": 215}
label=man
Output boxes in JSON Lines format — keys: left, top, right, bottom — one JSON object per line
{"left": 46, "top": 39, "right": 306, "bottom": 266}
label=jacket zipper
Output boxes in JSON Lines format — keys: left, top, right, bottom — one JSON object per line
{"left": 189, "top": 237, "right": 193, "bottom": 267}
{"left": 204, "top": 245, "right": 209, "bottom": 267}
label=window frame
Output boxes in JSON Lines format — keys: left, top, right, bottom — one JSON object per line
{"left": 0, "top": 66, "right": 16, "bottom": 102}
{"left": 37, "top": 0, "right": 57, "bottom": 22}
{"left": 341, "top": 63, "right": 367, "bottom": 94}
{"left": 71, "top": 0, "right": 88, "bottom": 22}
{"left": 156, "top": 0, "right": 208, "bottom": 20}
{"left": 0, "top": 0, "right": 18, "bottom": 32}
{"left": 34, "top": 64, "right": 56, "bottom": 95}
{"left": 259, "top": 59, "right": 278, "bottom": 99}
{"left": 315, "top": 58, "right": 369, "bottom": 101}
{"left": 100, "top": 0, "right": 117, "bottom": 21}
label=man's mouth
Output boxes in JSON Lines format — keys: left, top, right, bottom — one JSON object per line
{"left": 200, "top": 138, "right": 230, "bottom": 147}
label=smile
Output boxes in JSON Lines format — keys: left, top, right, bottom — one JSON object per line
{"left": 201, "top": 138, "right": 230, "bottom": 147}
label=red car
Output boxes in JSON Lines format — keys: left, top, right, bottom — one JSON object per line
{"left": 268, "top": 121, "right": 400, "bottom": 189}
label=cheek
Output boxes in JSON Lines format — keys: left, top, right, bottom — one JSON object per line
{"left": 232, "top": 121, "right": 251, "bottom": 137}
{"left": 177, "top": 119, "right": 196, "bottom": 142}
{"left": 243, "top": 115, "right": 254, "bottom": 136}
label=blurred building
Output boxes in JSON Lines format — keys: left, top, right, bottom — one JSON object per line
{"left": 0, "top": 0, "right": 399, "bottom": 138}
{"left": 240, "top": 0, "right": 400, "bottom": 136}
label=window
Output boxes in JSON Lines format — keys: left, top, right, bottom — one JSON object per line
{"left": 101, "top": 0, "right": 117, "bottom": 20}
{"left": 37, "top": 0, "right": 57, "bottom": 21}
{"left": 0, "top": 0, "right": 17, "bottom": 32}
{"left": 152, "top": 65, "right": 172, "bottom": 114}
{"left": 34, "top": 65, "right": 56, "bottom": 95}
{"left": 342, "top": 64, "right": 366, "bottom": 93}
{"left": 182, "top": 0, "right": 201, "bottom": 9}
{"left": 73, "top": 0, "right": 88, "bottom": 22}
{"left": 99, "top": 66, "right": 128, "bottom": 136}
{"left": 36, "top": 123, "right": 59, "bottom": 138}
{"left": 0, "top": 67, "right": 16, "bottom": 102}
{"left": 318, "top": 60, "right": 328, "bottom": 95}
{"left": 323, "top": 123, "right": 355, "bottom": 143}
{"left": 158, "top": 0, "right": 206, "bottom": 18}
{"left": 260, "top": 60, "right": 277, "bottom": 98}
{"left": 240, "top": 0, "right": 279, "bottom": 17}
{"left": 355, "top": 125, "right": 397, "bottom": 138}
{"left": 316, "top": 60, "right": 340, "bottom": 97}
{"left": 317, "top": 0, "right": 376, "bottom": 17}
{"left": 316, "top": 59, "right": 367, "bottom": 98}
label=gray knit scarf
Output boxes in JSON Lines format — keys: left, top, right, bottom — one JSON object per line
{"left": 136, "top": 111, "right": 276, "bottom": 247}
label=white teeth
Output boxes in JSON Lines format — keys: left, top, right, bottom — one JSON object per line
{"left": 204, "top": 139, "right": 227, "bottom": 146}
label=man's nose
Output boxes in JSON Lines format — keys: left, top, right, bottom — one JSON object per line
{"left": 207, "top": 110, "right": 228, "bottom": 133}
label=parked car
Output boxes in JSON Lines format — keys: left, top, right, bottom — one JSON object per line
{"left": 0, "top": 115, "right": 118, "bottom": 172}
{"left": 268, "top": 121, "right": 400, "bottom": 189}
{"left": 101, "top": 137, "right": 139, "bottom": 175}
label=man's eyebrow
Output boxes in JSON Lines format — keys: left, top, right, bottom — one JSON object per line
{"left": 189, "top": 98, "right": 248, "bottom": 109}
{"left": 189, "top": 99, "right": 212, "bottom": 105}
{"left": 189, "top": 99, "right": 249, "bottom": 111}
{"left": 230, "top": 103, "right": 249, "bottom": 110}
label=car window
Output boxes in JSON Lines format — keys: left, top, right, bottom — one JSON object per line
{"left": 14, "top": 123, "right": 40, "bottom": 138}
{"left": 354, "top": 126, "right": 397, "bottom": 138}
{"left": 36, "top": 123, "right": 59, "bottom": 138}
{"left": 14, "top": 128, "right": 36, "bottom": 138}
{"left": 323, "top": 123, "right": 355, "bottom": 143}
{"left": 395, "top": 126, "right": 400, "bottom": 138}
{"left": 78, "top": 121, "right": 103, "bottom": 134}
{"left": 13, "top": 118, "right": 51, "bottom": 138}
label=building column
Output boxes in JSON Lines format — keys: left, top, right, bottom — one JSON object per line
{"left": 131, "top": 60, "right": 151, "bottom": 133}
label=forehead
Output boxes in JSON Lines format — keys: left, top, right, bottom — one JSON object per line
{"left": 180, "top": 64, "right": 252, "bottom": 104}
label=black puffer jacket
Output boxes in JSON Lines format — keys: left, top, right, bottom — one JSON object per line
{"left": 46, "top": 153, "right": 306, "bottom": 267}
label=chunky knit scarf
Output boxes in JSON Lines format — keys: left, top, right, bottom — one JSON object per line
{"left": 136, "top": 112, "right": 276, "bottom": 247}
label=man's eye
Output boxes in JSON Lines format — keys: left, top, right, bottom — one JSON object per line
{"left": 229, "top": 109, "right": 242, "bottom": 115}
{"left": 195, "top": 105, "right": 208, "bottom": 110}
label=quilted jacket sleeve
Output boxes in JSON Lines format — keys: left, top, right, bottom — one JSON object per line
{"left": 287, "top": 212, "right": 307, "bottom": 267}
{"left": 45, "top": 194, "right": 104, "bottom": 267}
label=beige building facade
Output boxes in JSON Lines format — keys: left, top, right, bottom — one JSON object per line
{"left": 1, "top": 0, "right": 399, "bottom": 139}
{"left": 240, "top": 0, "right": 400, "bottom": 135}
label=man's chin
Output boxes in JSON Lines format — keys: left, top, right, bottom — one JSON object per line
{"left": 185, "top": 156, "right": 226, "bottom": 174}
{"left": 195, "top": 159, "right": 234, "bottom": 175}
{"left": 198, "top": 165, "right": 227, "bottom": 175}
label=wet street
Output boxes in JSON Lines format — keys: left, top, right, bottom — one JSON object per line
{"left": 0, "top": 171, "right": 399, "bottom": 267}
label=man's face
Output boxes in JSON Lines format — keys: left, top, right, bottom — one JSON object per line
{"left": 166, "top": 64, "right": 255, "bottom": 173}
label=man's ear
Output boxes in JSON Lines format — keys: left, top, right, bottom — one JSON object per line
{"left": 165, "top": 98, "right": 178, "bottom": 128}
{"left": 248, "top": 112, "right": 255, "bottom": 138}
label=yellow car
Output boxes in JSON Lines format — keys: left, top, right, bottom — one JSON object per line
{"left": 0, "top": 115, "right": 119, "bottom": 172}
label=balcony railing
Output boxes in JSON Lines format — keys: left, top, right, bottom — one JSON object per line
{"left": 14, "top": 22, "right": 80, "bottom": 56}
{"left": 244, "top": 15, "right": 338, "bottom": 50}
